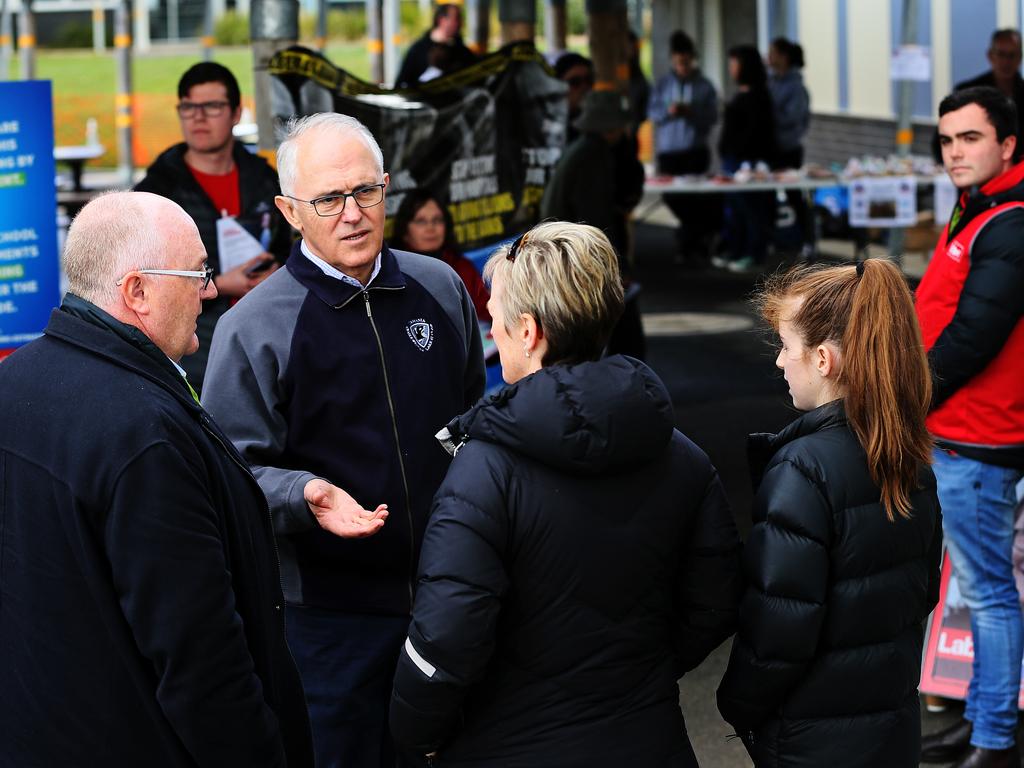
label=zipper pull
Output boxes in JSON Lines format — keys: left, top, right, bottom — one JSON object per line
{"left": 363, "top": 291, "right": 372, "bottom": 317}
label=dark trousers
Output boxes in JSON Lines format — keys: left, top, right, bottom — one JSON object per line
{"left": 286, "top": 605, "right": 417, "bottom": 768}
{"left": 657, "top": 148, "right": 721, "bottom": 257}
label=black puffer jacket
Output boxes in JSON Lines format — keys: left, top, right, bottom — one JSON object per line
{"left": 717, "top": 401, "right": 942, "bottom": 768}
{"left": 390, "top": 356, "right": 742, "bottom": 767}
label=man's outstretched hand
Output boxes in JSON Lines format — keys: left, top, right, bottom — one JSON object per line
{"left": 304, "top": 479, "right": 388, "bottom": 538}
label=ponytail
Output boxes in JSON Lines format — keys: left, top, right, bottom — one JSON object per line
{"left": 756, "top": 259, "right": 933, "bottom": 521}
{"left": 841, "top": 260, "right": 932, "bottom": 520}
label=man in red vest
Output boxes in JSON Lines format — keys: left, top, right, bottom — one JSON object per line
{"left": 918, "top": 86, "right": 1024, "bottom": 768}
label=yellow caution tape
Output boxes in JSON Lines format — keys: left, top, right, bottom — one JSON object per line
{"left": 114, "top": 33, "right": 131, "bottom": 47}
{"left": 115, "top": 93, "right": 132, "bottom": 108}
{"left": 17, "top": 34, "right": 35, "bottom": 48}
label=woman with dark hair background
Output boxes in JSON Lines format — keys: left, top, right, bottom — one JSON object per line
{"left": 715, "top": 44, "right": 777, "bottom": 272}
{"left": 391, "top": 189, "right": 491, "bottom": 323}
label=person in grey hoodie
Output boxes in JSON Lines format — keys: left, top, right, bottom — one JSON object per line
{"left": 768, "top": 37, "right": 810, "bottom": 169}
{"left": 649, "top": 30, "right": 720, "bottom": 264}
{"left": 768, "top": 37, "right": 811, "bottom": 255}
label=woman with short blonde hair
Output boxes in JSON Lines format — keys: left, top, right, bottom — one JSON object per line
{"left": 390, "top": 222, "right": 742, "bottom": 767}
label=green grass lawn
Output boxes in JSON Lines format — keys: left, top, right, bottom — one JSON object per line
{"left": 10, "top": 42, "right": 375, "bottom": 168}
{"left": 10, "top": 31, "right": 630, "bottom": 169}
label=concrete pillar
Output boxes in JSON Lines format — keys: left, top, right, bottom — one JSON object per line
{"left": 466, "top": 0, "right": 490, "bottom": 54}
{"left": 498, "top": 0, "right": 534, "bottom": 45}
{"left": 251, "top": 0, "right": 298, "bottom": 154}
{"left": 315, "top": 0, "right": 327, "bottom": 50}
{"left": 383, "top": 0, "right": 399, "bottom": 86}
{"left": 134, "top": 0, "right": 150, "bottom": 51}
{"left": 168, "top": 0, "right": 179, "bottom": 41}
{"left": 18, "top": 0, "right": 35, "bottom": 81}
{"left": 544, "top": 0, "right": 566, "bottom": 56}
{"left": 92, "top": 2, "right": 105, "bottom": 53}
{"left": 202, "top": 0, "right": 214, "bottom": 61}
{"left": 0, "top": 0, "right": 10, "bottom": 81}
{"left": 114, "top": 0, "right": 133, "bottom": 184}
{"left": 366, "top": 0, "right": 383, "bottom": 84}
{"left": 586, "top": 0, "right": 628, "bottom": 92}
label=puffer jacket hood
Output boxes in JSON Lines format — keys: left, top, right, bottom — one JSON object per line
{"left": 442, "top": 355, "right": 674, "bottom": 475}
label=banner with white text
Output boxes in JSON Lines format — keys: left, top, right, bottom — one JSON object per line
{"left": 0, "top": 81, "right": 59, "bottom": 360}
{"left": 268, "top": 43, "right": 567, "bottom": 252}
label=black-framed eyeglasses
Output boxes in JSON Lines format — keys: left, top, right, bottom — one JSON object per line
{"left": 176, "top": 100, "right": 231, "bottom": 118}
{"left": 283, "top": 184, "right": 386, "bottom": 217}
{"left": 115, "top": 266, "right": 214, "bottom": 290}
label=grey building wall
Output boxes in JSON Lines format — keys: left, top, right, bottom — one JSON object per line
{"left": 804, "top": 113, "right": 937, "bottom": 168}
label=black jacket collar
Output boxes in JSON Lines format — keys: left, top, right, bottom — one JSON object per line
{"left": 284, "top": 239, "right": 406, "bottom": 308}
{"left": 747, "top": 400, "right": 847, "bottom": 486}
{"left": 47, "top": 297, "right": 202, "bottom": 416}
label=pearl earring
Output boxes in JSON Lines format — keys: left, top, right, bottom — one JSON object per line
{"left": 524, "top": 345, "right": 530, "bottom": 359}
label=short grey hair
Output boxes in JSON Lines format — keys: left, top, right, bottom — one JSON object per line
{"left": 276, "top": 113, "right": 385, "bottom": 196}
{"left": 62, "top": 191, "right": 181, "bottom": 309}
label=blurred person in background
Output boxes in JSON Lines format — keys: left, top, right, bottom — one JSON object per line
{"left": 136, "top": 62, "right": 290, "bottom": 393}
{"left": 541, "top": 91, "right": 647, "bottom": 359}
{"left": 714, "top": 44, "right": 777, "bottom": 272}
{"left": 554, "top": 52, "right": 595, "bottom": 145}
{"left": 768, "top": 37, "right": 811, "bottom": 257}
{"left": 391, "top": 221, "right": 742, "bottom": 767}
{"left": 718, "top": 259, "right": 942, "bottom": 767}
{"left": 957, "top": 30, "right": 1024, "bottom": 148}
{"left": 391, "top": 188, "right": 490, "bottom": 322}
{"left": 397, "top": 2, "right": 476, "bottom": 88}
{"left": 648, "top": 30, "right": 719, "bottom": 265}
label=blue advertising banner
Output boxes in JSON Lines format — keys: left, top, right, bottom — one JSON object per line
{"left": 0, "top": 81, "right": 59, "bottom": 359}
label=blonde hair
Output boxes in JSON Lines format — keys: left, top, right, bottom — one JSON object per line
{"left": 483, "top": 221, "right": 624, "bottom": 365}
{"left": 757, "top": 259, "right": 933, "bottom": 521}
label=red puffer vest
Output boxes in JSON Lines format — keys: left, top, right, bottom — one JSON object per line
{"left": 915, "top": 162, "right": 1024, "bottom": 446}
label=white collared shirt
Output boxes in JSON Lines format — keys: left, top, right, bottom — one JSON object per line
{"left": 301, "top": 240, "right": 381, "bottom": 288}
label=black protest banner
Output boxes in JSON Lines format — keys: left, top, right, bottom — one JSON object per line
{"left": 269, "top": 43, "right": 567, "bottom": 251}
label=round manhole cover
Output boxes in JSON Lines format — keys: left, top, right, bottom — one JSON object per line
{"left": 641, "top": 312, "right": 754, "bottom": 336}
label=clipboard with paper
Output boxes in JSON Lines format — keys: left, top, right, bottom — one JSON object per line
{"left": 216, "top": 216, "right": 267, "bottom": 274}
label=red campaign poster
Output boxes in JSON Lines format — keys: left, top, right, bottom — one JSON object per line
{"left": 920, "top": 552, "right": 1024, "bottom": 708}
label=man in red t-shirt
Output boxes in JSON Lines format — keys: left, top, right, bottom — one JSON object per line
{"left": 136, "top": 62, "right": 292, "bottom": 391}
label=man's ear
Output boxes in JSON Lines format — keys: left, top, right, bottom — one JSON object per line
{"left": 1002, "top": 134, "right": 1017, "bottom": 164}
{"left": 275, "top": 195, "right": 303, "bottom": 232}
{"left": 119, "top": 274, "right": 150, "bottom": 316}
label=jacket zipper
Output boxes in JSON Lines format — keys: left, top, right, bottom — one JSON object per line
{"left": 363, "top": 291, "right": 416, "bottom": 608}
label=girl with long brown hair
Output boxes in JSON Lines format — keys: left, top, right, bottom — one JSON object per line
{"left": 717, "top": 258, "right": 942, "bottom": 767}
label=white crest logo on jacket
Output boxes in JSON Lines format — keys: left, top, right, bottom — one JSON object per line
{"left": 406, "top": 319, "right": 434, "bottom": 352}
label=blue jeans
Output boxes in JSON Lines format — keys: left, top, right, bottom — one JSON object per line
{"left": 934, "top": 448, "right": 1024, "bottom": 749}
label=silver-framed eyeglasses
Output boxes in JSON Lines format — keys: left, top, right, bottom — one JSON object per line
{"left": 176, "top": 100, "right": 231, "bottom": 118}
{"left": 283, "top": 183, "right": 386, "bottom": 217}
{"left": 115, "top": 266, "right": 214, "bottom": 290}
